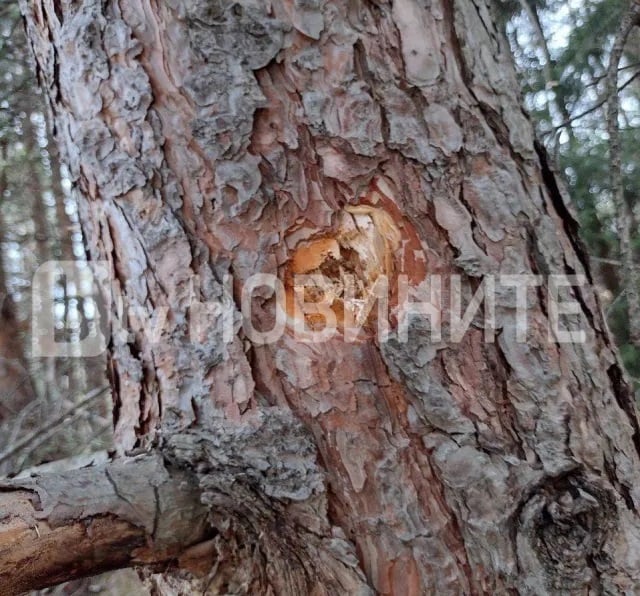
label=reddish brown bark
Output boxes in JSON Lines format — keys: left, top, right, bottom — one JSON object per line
{"left": 15, "top": 0, "right": 640, "bottom": 593}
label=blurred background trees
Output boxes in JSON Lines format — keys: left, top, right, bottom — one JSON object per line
{"left": 0, "top": 2, "right": 110, "bottom": 475}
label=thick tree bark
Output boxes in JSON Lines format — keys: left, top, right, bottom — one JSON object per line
{"left": 0, "top": 453, "right": 208, "bottom": 595}
{"left": 16, "top": 0, "right": 640, "bottom": 593}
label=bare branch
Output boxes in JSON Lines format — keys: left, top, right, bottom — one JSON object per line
{"left": 13, "top": 450, "right": 109, "bottom": 479}
{"left": 0, "top": 453, "right": 210, "bottom": 595}
{"left": 12, "top": 413, "right": 111, "bottom": 475}
{"left": 0, "top": 385, "right": 110, "bottom": 467}
{"left": 549, "top": 69, "right": 640, "bottom": 133}
{"left": 590, "top": 255, "right": 623, "bottom": 266}
{"left": 584, "top": 61, "right": 640, "bottom": 88}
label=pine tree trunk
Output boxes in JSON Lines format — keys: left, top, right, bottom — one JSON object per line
{"left": 14, "top": 0, "right": 640, "bottom": 593}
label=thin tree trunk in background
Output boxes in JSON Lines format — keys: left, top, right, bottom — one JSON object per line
{"left": 516, "top": 0, "right": 575, "bottom": 144}
{"left": 16, "top": 0, "right": 640, "bottom": 593}
{"left": 24, "top": 114, "right": 61, "bottom": 404}
{"left": 0, "top": 140, "right": 34, "bottom": 421}
{"left": 45, "top": 118, "right": 108, "bottom": 414}
{"left": 607, "top": 1, "right": 640, "bottom": 348}
{"left": 49, "top": 143, "right": 92, "bottom": 403}
{"left": 49, "top": 148, "right": 76, "bottom": 262}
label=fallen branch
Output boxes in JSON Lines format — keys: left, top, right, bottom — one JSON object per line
{"left": 0, "top": 452, "right": 210, "bottom": 595}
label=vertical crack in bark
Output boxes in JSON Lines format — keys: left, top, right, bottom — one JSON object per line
{"left": 152, "top": 483, "right": 161, "bottom": 541}
{"left": 607, "top": 364, "right": 640, "bottom": 482}
{"left": 105, "top": 466, "right": 137, "bottom": 513}
{"left": 536, "top": 138, "right": 640, "bottom": 474}
{"left": 534, "top": 140, "right": 592, "bottom": 284}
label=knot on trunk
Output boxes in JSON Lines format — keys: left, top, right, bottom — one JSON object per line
{"left": 158, "top": 405, "right": 371, "bottom": 594}
{"left": 162, "top": 405, "right": 325, "bottom": 503}
{"left": 517, "top": 472, "right": 617, "bottom": 591}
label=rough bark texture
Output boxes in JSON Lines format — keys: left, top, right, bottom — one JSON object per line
{"left": 19, "top": 0, "right": 640, "bottom": 593}
{"left": 0, "top": 453, "right": 209, "bottom": 595}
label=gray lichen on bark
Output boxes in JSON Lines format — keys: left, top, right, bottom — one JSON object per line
{"left": 159, "top": 403, "right": 372, "bottom": 593}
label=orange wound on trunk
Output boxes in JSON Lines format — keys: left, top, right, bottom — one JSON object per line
{"left": 282, "top": 178, "right": 415, "bottom": 338}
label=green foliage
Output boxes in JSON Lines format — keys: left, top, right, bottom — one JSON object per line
{"left": 505, "top": 0, "right": 640, "bottom": 385}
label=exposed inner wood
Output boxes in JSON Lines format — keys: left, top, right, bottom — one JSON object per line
{"left": 0, "top": 454, "right": 210, "bottom": 595}
{"left": 283, "top": 180, "right": 404, "bottom": 337}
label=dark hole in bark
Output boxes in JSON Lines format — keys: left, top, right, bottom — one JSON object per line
{"left": 518, "top": 472, "right": 617, "bottom": 590}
